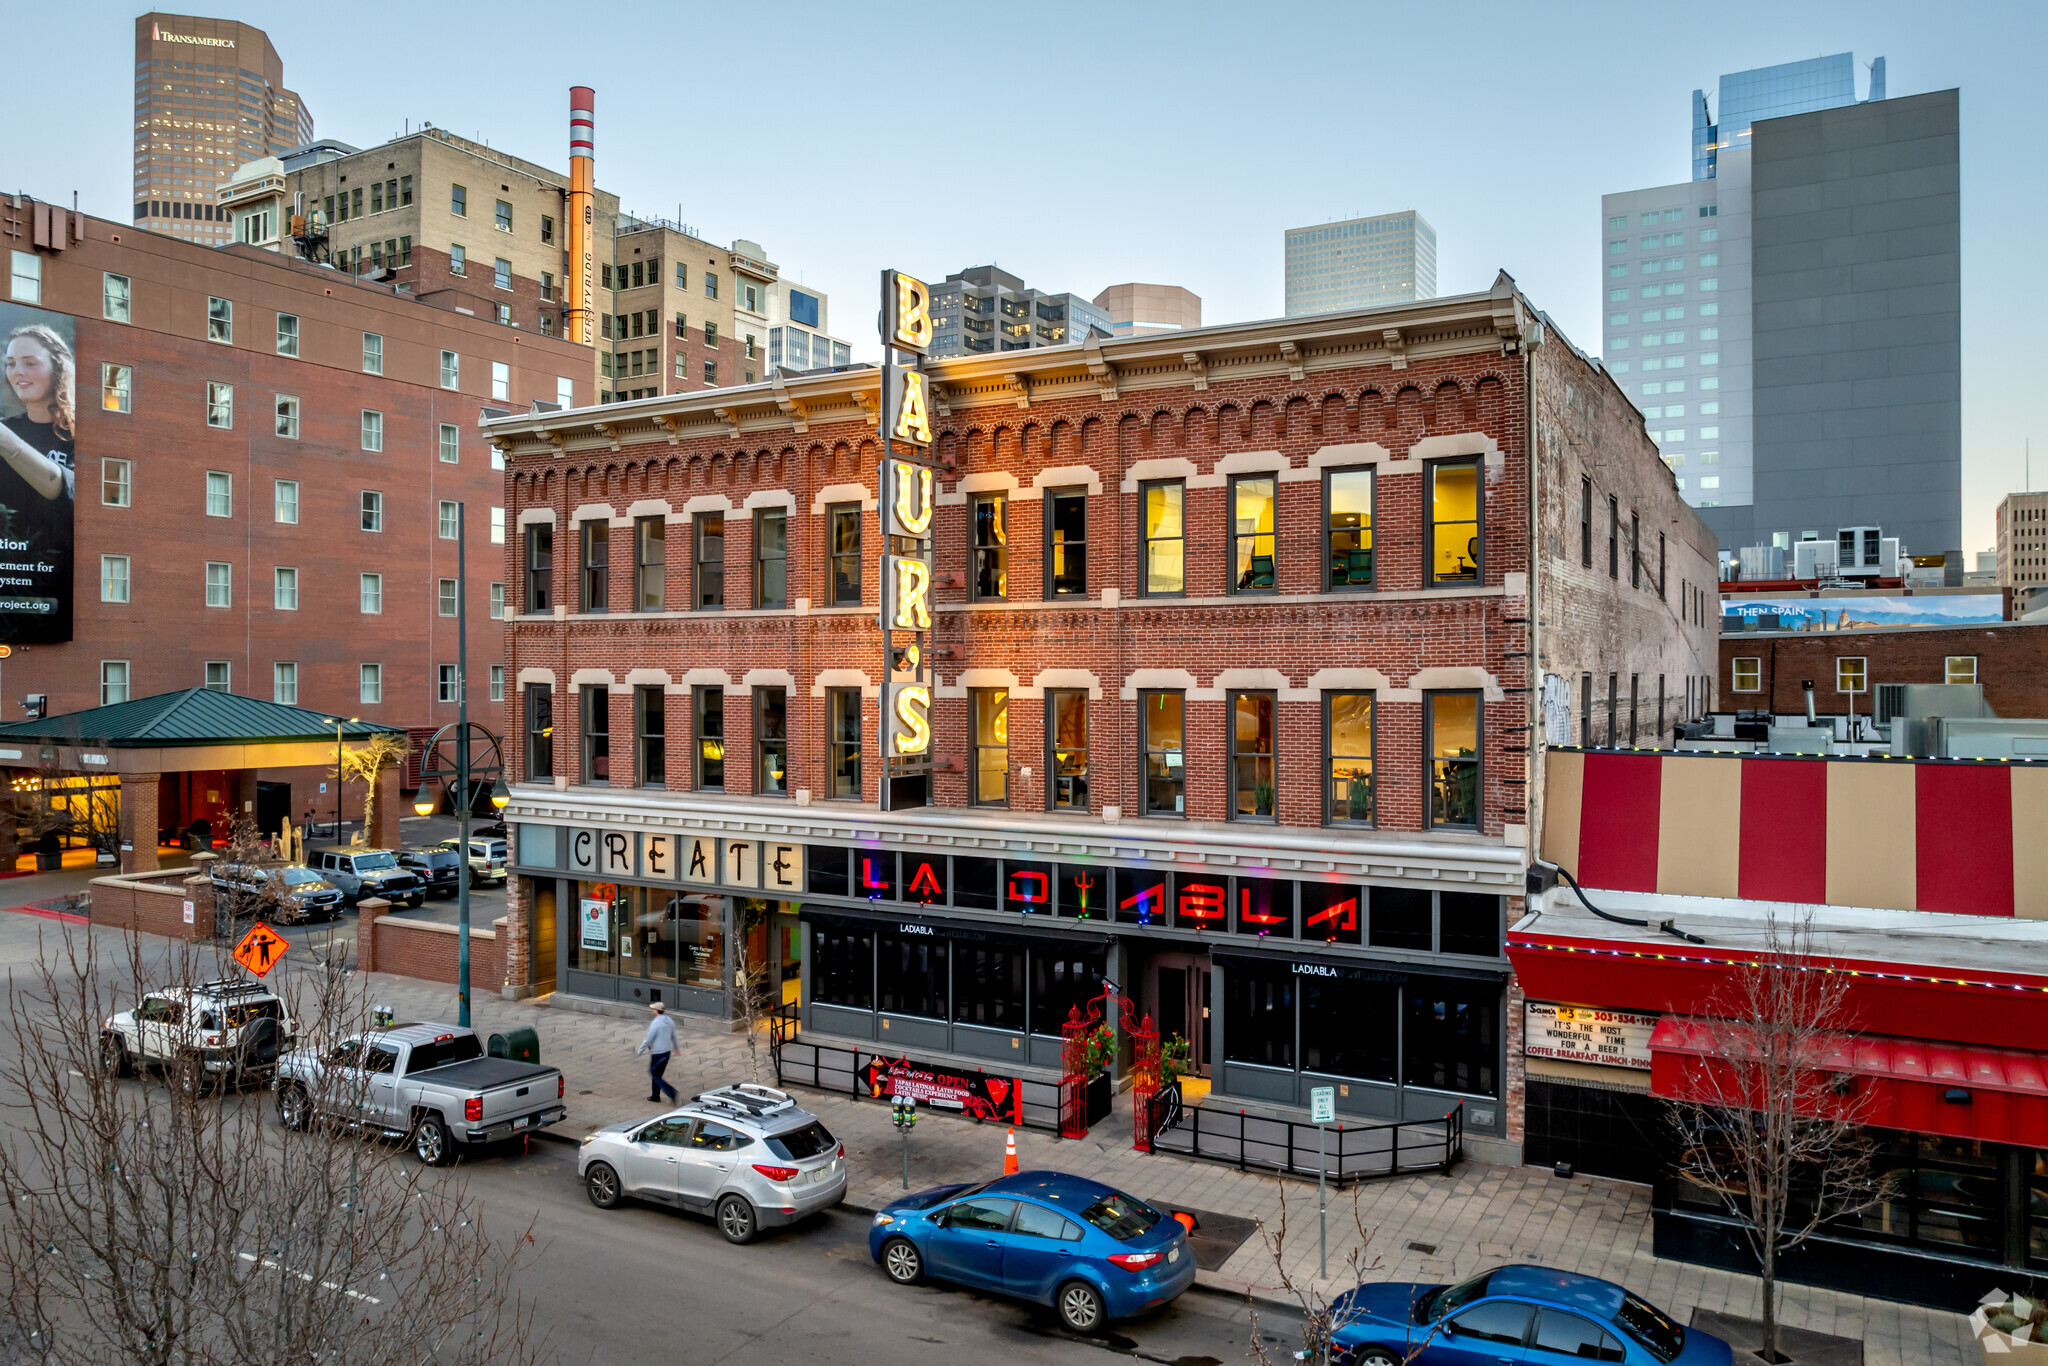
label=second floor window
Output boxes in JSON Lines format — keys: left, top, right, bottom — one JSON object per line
{"left": 1142, "top": 481, "right": 1184, "bottom": 595}
{"left": 205, "top": 471, "right": 231, "bottom": 517}
{"left": 694, "top": 688, "right": 724, "bottom": 789}
{"left": 1048, "top": 691, "right": 1087, "bottom": 812}
{"left": 1142, "top": 691, "right": 1184, "bottom": 816}
{"left": 971, "top": 495, "right": 1007, "bottom": 599}
{"left": 581, "top": 521, "right": 609, "bottom": 611}
{"left": 635, "top": 517, "right": 666, "bottom": 610}
{"left": 829, "top": 505, "right": 861, "bottom": 605}
{"left": 756, "top": 688, "right": 787, "bottom": 794}
{"left": 694, "top": 512, "right": 724, "bottom": 609}
{"left": 361, "top": 491, "right": 383, "bottom": 532}
{"left": 525, "top": 685, "right": 554, "bottom": 780}
{"left": 1045, "top": 490, "right": 1086, "bottom": 598}
{"left": 828, "top": 688, "right": 861, "bottom": 798}
{"left": 275, "top": 313, "right": 298, "bottom": 356}
{"left": 1230, "top": 475, "right": 1276, "bottom": 592}
{"left": 1837, "top": 657, "right": 1867, "bottom": 695}
{"left": 1429, "top": 459, "right": 1481, "bottom": 586}
{"left": 1426, "top": 692, "right": 1481, "bottom": 829}
{"left": 525, "top": 524, "right": 552, "bottom": 611}
{"left": 971, "top": 689, "right": 1008, "bottom": 806}
{"left": 1229, "top": 692, "right": 1276, "bottom": 819}
{"left": 635, "top": 687, "right": 664, "bottom": 787}
{"left": 756, "top": 509, "right": 787, "bottom": 608}
{"left": 207, "top": 296, "right": 232, "bottom": 343}
{"left": 580, "top": 685, "right": 608, "bottom": 783}
{"left": 1326, "top": 467, "right": 1373, "bottom": 589}
{"left": 1327, "top": 692, "right": 1374, "bottom": 824}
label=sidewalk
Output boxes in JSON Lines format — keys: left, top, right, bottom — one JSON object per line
{"left": 346, "top": 971, "right": 1976, "bottom": 1366}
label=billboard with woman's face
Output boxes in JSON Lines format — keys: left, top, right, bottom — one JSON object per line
{"left": 0, "top": 302, "right": 75, "bottom": 644}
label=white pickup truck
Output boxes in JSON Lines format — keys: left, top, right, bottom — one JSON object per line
{"left": 273, "top": 1022, "right": 565, "bottom": 1166}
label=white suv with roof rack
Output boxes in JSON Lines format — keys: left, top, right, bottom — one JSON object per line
{"left": 100, "top": 980, "right": 295, "bottom": 1091}
{"left": 578, "top": 1083, "right": 847, "bottom": 1244}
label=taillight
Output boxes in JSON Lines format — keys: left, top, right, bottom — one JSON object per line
{"left": 205, "top": 1035, "right": 222, "bottom": 1046}
{"left": 558, "top": 1076, "right": 565, "bottom": 1099}
{"left": 464, "top": 1098, "right": 483, "bottom": 1122}
{"left": 751, "top": 1164, "right": 799, "bottom": 1182}
{"left": 1106, "top": 1252, "right": 1163, "bottom": 1272}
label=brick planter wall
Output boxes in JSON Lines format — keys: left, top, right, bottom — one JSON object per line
{"left": 88, "top": 870, "right": 211, "bottom": 941}
{"left": 358, "top": 897, "right": 507, "bottom": 990}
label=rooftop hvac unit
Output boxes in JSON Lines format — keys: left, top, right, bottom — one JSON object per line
{"left": 1794, "top": 539, "right": 1838, "bottom": 580}
{"left": 1835, "top": 526, "right": 1895, "bottom": 575}
{"left": 1739, "top": 544, "right": 1786, "bottom": 580}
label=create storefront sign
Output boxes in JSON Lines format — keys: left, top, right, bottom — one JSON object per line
{"left": 1523, "top": 1001, "right": 1657, "bottom": 1072}
{"left": 862, "top": 1055, "right": 1021, "bottom": 1123}
{"left": 566, "top": 828, "right": 803, "bottom": 893}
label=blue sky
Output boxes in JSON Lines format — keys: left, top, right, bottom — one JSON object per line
{"left": 17, "top": 1, "right": 2043, "bottom": 554}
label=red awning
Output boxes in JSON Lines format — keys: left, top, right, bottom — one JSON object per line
{"left": 1649, "top": 1019, "right": 2048, "bottom": 1145}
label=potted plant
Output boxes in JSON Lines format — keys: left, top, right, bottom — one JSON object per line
{"left": 1975, "top": 1295, "right": 2048, "bottom": 1362}
{"left": 1079, "top": 1024, "right": 1115, "bottom": 1126}
{"left": 1158, "top": 1033, "right": 1193, "bottom": 1086}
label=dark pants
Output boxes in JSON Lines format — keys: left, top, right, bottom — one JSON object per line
{"left": 648, "top": 1051, "right": 677, "bottom": 1102}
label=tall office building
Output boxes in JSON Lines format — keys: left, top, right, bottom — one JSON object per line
{"left": 1601, "top": 59, "right": 1959, "bottom": 571}
{"left": 925, "top": 266, "right": 1113, "bottom": 358}
{"left": 133, "top": 13, "right": 313, "bottom": 246}
{"left": 1283, "top": 211, "right": 1436, "bottom": 316}
{"left": 1093, "top": 282, "right": 1202, "bottom": 337}
{"left": 1996, "top": 493, "right": 2048, "bottom": 592}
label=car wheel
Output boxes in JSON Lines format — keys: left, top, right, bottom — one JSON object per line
{"left": 99, "top": 1034, "right": 132, "bottom": 1078}
{"left": 1056, "top": 1279, "right": 1105, "bottom": 1335}
{"left": 277, "top": 1083, "right": 311, "bottom": 1131}
{"left": 412, "top": 1113, "right": 454, "bottom": 1167}
{"left": 880, "top": 1236, "right": 923, "bottom": 1285}
{"left": 585, "top": 1161, "right": 622, "bottom": 1209}
{"left": 409, "top": 895, "right": 424, "bottom": 909}
{"left": 1350, "top": 1349, "right": 1398, "bottom": 1366}
{"left": 716, "top": 1194, "right": 757, "bottom": 1245}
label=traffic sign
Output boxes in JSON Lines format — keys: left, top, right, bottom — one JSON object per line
{"left": 233, "top": 923, "right": 288, "bottom": 978}
{"left": 1310, "top": 1086, "right": 1336, "bottom": 1125}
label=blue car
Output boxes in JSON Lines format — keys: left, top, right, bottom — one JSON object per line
{"left": 868, "top": 1170, "right": 1197, "bottom": 1333}
{"left": 1330, "top": 1265, "right": 1732, "bottom": 1365}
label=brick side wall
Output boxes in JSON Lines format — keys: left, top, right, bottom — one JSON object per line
{"left": 88, "top": 870, "right": 209, "bottom": 940}
{"left": 1720, "top": 621, "right": 2048, "bottom": 718}
{"left": 359, "top": 899, "right": 507, "bottom": 989}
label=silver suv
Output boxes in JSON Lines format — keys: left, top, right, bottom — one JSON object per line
{"left": 578, "top": 1083, "right": 846, "bottom": 1244}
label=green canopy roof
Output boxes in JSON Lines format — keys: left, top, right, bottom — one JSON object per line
{"left": 0, "top": 688, "right": 407, "bottom": 748}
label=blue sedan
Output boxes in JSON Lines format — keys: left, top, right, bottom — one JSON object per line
{"left": 1331, "top": 1265, "right": 1732, "bottom": 1365}
{"left": 869, "top": 1170, "right": 1197, "bottom": 1333}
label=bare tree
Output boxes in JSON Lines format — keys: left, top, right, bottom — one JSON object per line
{"left": 203, "top": 812, "right": 295, "bottom": 935}
{"left": 1245, "top": 1184, "right": 1444, "bottom": 1366}
{"left": 729, "top": 901, "right": 780, "bottom": 1083}
{"left": 0, "top": 926, "right": 549, "bottom": 1365}
{"left": 1666, "top": 908, "right": 1889, "bottom": 1363}
{"left": 18, "top": 744, "right": 121, "bottom": 866}
{"left": 340, "top": 733, "right": 410, "bottom": 849}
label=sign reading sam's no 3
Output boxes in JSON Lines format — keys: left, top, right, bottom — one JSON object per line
{"left": 1523, "top": 1002, "right": 1657, "bottom": 1072}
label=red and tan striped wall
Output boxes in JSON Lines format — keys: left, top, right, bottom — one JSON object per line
{"left": 1542, "top": 750, "right": 2048, "bottom": 918}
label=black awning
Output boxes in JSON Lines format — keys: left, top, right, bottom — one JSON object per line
{"left": 1211, "top": 943, "right": 1509, "bottom": 987}
{"left": 798, "top": 903, "right": 1109, "bottom": 954}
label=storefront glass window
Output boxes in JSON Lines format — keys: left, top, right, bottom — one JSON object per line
{"left": 672, "top": 892, "right": 725, "bottom": 989}
{"left": 1224, "top": 961, "right": 1295, "bottom": 1069}
{"left": 1005, "top": 860, "right": 1052, "bottom": 914}
{"left": 1058, "top": 865, "right": 1108, "bottom": 920}
{"left": 953, "top": 946, "right": 1026, "bottom": 1030}
{"left": 1235, "top": 878, "right": 1292, "bottom": 937}
{"left": 575, "top": 881, "right": 624, "bottom": 975}
{"left": 954, "top": 856, "right": 999, "bottom": 911}
{"left": 876, "top": 931, "right": 948, "bottom": 1020}
{"left": 1031, "top": 948, "right": 1106, "bottom": 1037}
{"left": 1439, "top": 893, "right": 1502, "bottom": 958}
{"left": 807, "top": 846, "right": 849, "bottom": 898}
{"left": 1842, "top": 1135, "right": 2004, "bottom": 1262}
{"left": 811, "top": 925, "right": 872, "bottom": 1009}
{"left": 1299, "top": 882, "right": 1362, "bottom": 946}
{"left": 1404, "top": 987, "right": 1497, "bottom": 1097}
{"left": 2029, "top": 1153, "right": 2048, "bottom": 1268}
{"left": 1301, "top": 978, "right": 1398, "bottom": 1083}
{"left": 1370, "top": 887, "right": 1432, "bottom": 952}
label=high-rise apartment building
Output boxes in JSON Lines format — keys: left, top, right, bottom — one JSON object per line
{"left": 926, "top": 267, "right": 1113, "bottom": 358}
{"left": 1283, "top": 211, "right": 1436, "bottom": 316}
{"left": 1601, "top": 61, "right": 1959, "bottom": 571}
{"left": 133, "top": 13, "right": 313, "bottom": 247}
{"left": 1996, "top": 492, "right": 2048, "bottom": 591}
{"left": 1092, "top": 283, "right": 1202, "bottom": 337}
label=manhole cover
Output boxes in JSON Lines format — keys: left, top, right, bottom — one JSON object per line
{"left": 1405, "top": 1241, "right": 1438, "bottom": 1255}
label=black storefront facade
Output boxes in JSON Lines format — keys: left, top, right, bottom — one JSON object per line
{"left": 506, "top": 804, "right": 1524, "bottom": 1156}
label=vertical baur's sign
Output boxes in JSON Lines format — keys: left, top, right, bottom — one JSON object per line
{"left": 565, "top": 87, "right": 597, "bottom": 349}
{"left": 879, "top": 270, "right": 935, "bottom": 811}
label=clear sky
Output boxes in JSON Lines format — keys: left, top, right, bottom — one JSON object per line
{"left": 16, "top": 1, "right": 2043, "bottom": 556}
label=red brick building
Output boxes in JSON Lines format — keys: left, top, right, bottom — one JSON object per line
{"left": 1721, "top": 619, "right": 2048, "bottom": 721}
{"left": 484, "top": 272, "right": 1715, "bottom": 1161}
{"left": 1, "top": 194, "right": 590, "bottom": 858}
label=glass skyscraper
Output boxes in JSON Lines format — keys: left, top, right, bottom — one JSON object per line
{"left": 1284, "top": 211, "right": 1436, "bottom": 316}
{"left": 1692, "top": 53, "right": 1883, "bottom": 179}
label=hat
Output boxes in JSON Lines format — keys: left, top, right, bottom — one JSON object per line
{"left": 649, "top": 1001, "right": 666, "bottom": 1013}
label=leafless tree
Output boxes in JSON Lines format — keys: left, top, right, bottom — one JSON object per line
{"left": 0, "top": 926, "right": 550, "bottom": 1365}
{"left": 1666, "top": 908, "right": 1889, "bottom": 1363}
{"left": 729, "top": 902, "right": 780, "bottom": 1083}
{"left": 1245, "top": 1183, "right": 1443, "bottom": 1366}
{"left": 204, "top": 812, "right": 294, "bottom": 934}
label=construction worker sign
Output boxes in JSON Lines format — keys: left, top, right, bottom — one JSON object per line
{"left": 233, "top": 923, "right": 288, "bottom": 979}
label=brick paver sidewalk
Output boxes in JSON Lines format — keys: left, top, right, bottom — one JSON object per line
{"left": 348, "top": 971, "right": 1976, "bottom": 1366}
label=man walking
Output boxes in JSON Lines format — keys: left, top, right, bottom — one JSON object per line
{"left": 636, "top": 1001, "right": 679, "bottom": 1104}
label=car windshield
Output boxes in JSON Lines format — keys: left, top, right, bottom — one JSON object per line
{"left": 1419, "top": 1271, "right": 1494, "bottom": 1322}
{"left": 353, "top": 853, "right": 399, "bottom": 870}
{"left": 405, "top": 1034, "right": 485, "bottom": 1073}
{"left": 420, "top": 852, "right": 459, "bottom": 867}
{"left": 281, "top": 868, "right": 323, "bottom": 885}
{"left": 1614, "top": 1293, "right": 1685, "bottom": 1362}
{"left": 765, "top": 1121, "right": 837, "bottom": 1160}
{"left": 1079, "top": 1191, "right": 1162, "bottom": 1242}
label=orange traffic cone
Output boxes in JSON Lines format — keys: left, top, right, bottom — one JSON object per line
{"left": 1003, "top": 1126, "right": 1019, "bottom": 1175}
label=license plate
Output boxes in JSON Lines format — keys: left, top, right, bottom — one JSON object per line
{"left": 513, "top": 1116, "right": 528, "bottom": 1129}
{"left": 1167, "top": 1247, "right": 1179, "bottom": 1264}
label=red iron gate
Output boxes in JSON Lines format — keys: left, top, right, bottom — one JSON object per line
{"left": 1057, "top": 985, "right": 1157, "bottom": 1145}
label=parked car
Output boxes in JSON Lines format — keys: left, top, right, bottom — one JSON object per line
{"left": 1329, "top": 1265, "right": 1729, "bottom": 1365}
{"left": 307, "top": 846, "right": 424, "bottom": 908}
{"left": 209, "top": 862, "right": 345, "bottom": 924}
{"left": 273, "top": 1021, "right": 565, "bottom": 1166}
{"left": 580, "top": 1083, "right": 845, "bottom": 1244}
{"left": 434, "top": 836, "right": 508, "bottom": 888}
{"left": 100, "top": 979, "right": 295, "bottom": 1090}
{"left": 397, "top": 847, "right": 464, "bottom": 899}
{"left": 868, "top": 1170, "right": 1195, "bottom": 1334}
